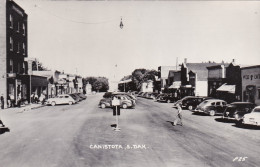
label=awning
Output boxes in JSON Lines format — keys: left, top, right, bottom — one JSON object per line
{"left": 181, "top": 85, "right": 193, "bottom": 88}
{"left": 217, "top": 83, "right": 236, "bottom": 93}
{"left": 169, "top": 81, "right": 181, "bottom": 89}
{"left": 118, "top": 79, "right": 132, "bottom": 84}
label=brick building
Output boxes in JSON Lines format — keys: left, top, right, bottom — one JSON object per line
{"left": 0, "top": 0, "right": 28, "bottom": 107}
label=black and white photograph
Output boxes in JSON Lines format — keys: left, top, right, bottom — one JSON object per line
{"left": 0, "top": 0, "right": 260, "bottom": 166}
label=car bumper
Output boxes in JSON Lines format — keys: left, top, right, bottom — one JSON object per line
{"left": 243, "top": 119, "right": 260, "bottom": 126}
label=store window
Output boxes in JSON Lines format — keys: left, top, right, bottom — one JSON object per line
{"left": 10, "top": 15, "right": 13, "bottom": 28}
{"left": 17, "top": 22, "right": 20, "bottom": 32}
{"left": 9, "top": 59, "right": 13, "bottom": 73}
{"left": 23, "top": 24, "right": 25, "bottom": 36}
{"left": 10, "top": 37, "right": 13, "bottom": 51}
{"left": 23, "top": 43, "right": 25, "bottom": 55}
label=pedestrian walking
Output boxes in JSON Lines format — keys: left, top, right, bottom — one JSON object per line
{"left": 173, "top": 103, "right": 183, "bottom": 126}
{"left": 17, "top": 93, "right": 22, "bottom": 108}
{"left": 34, "top": 94, "right": 39, "bottom": 103}
{"left": 0, "top": 95, "right": 4, "bottom": 109}
{"left": 7, "top": 95, "right": 11, "bottom": 108}
{"left": 10, "top": 94, "right": 15, "bottom": 107}
{"left": 31, "top": 93, "right": 35, "bottom": 103}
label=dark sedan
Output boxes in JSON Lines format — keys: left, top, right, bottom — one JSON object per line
{"left": 182, "top": 96, "right": 213, "bottom": 110}
{"left": 222, "top": 102, "right": 256, "bottom": 121}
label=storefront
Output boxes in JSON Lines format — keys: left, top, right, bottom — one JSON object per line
{"left": 241, "top": 65, "right": 260, "bottom": 105}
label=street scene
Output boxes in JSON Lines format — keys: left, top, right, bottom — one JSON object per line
{"left": 0, "top": 0, "right": 260, "bottom": 167}
{"left": 0, "top": 93, "right": 260, "bottom": 167}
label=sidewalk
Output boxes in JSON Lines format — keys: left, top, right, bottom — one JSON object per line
{"left": 2, "top": 103, "right": 45, "bottom": 113}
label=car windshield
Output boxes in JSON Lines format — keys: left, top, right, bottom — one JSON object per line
{"left": 253, "top": 108, "right": 260, "bottom": 113}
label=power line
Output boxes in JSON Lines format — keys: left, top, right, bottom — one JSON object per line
{"left": 34, "top": 4, "right": 118, "bottom": 25}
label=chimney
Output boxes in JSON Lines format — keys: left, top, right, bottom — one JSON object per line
{"left": 232, "top": 59, "right": 236, "bottom": 63}
{"left": 184, "top": 58, "right": 187, "bottom": 64}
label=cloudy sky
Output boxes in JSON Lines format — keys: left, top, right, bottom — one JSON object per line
{"left": 16, "top": 0, "right": 260, "bottom": 81}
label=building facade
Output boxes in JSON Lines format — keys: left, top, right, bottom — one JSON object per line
{"left": 0, "top": 0, "right": 28, "bottom": 107}
{"left": 158, "top": 66, "right": 179, "bottom": 92}
{"left": 241, "top": 65, "right": 260, "bottom": 105}
{"left": 180, "top": 60, "right": 221, "bottom": 97}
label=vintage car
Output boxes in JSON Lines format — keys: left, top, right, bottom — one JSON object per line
{"left": 195, "top": 99, "right": 227, "bottom": 116}
{"left": 146, "top": 93, "right": 159, "bottom": 100}
{"left": 181, "top": 96, "right": 213, "bottom": 110}
{"left": 99, "top": 94, "right": 135, "bottom": 109}
{"left": 240, "top": 106, "right": 260, "bottom": 126}
{"left": 47, "top": 94, "right": 76, "bottom": 106}
{"left": 76, "top": 93, "right": 87, "bottom": 100}
{"left": 172, "top": 96, "right": 194, "bottom": 108}
{"left": 222, "top": 102, "right": 255, "bottom": 121}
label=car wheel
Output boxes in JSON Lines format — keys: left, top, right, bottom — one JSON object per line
{"left": 122, "top": 104, "right": 127, "bottom": 109}
{"left": 68, "top": 101, "right": 73, "bottom": 105}
{"left": 167, "top": 100, "right": 171, "bottom": 103}
{"left": 209, "top": 110, "right": 215, "bottom": 116}
{"left": 188, "top": 105, "right": 193, "bottom": 110}
{"left": 236, "top": 120, "right": 243, "bottom": 127}
{"left": 51, "top": 101, "right": 56, "bottom": 106}
{"left": 101, "top": 103, "right": 106, "bottom": 109}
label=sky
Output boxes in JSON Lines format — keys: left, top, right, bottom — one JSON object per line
{"left": 16, "top": 0, "right": 260, "bottom": 82}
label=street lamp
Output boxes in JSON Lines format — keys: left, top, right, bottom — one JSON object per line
{"left": 120, "top": 17, "right": 124, "bottom": 29}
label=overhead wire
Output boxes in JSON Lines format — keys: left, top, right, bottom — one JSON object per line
{"left": 34, "top": 4, "right": 119, "bottom": 25}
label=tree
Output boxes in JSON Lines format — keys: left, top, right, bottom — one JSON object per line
{"left": 84, "top": 76, "right": 109, "bottom": 92}
{"left": 130, "top": 69, "right": 158, "bottom": 91}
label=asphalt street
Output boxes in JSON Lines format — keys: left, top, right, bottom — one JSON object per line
{"left": 0, "top": 93, "right": 259, "bottom": 167}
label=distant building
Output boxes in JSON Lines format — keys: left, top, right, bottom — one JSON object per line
{"left": 141, "top": 80, "right": 153, "bottom": 93}
{"left": 180, "top": 58, "right": 223, "bottom": 97}
{"left": 158, "top": 66, "right": 179, "bottom": 91}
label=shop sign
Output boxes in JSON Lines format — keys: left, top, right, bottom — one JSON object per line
{"left": 7, "top": 73, "right": 16, "bottom": 78}
{"left": 243, "top": 74, "right": 260, "bottom": 80}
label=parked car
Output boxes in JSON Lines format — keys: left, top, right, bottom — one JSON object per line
{"left": 222, "top": 102, "right": 255, "bottom": 121}
{"left": 147, "top": 93, "right": 159, "bottom": 100}
{"left": 99, "top": 94, "right": 135, "bottom": 109}
{"left": 195, "top": 99, "right": 227, "bottom": 116}
{"left": 158, "top": 93, "right": 176, "bottom": 103}
{"left": 137, "top": 92, "right": 144, "bottom": 97}
{"left": 69, "top": 93, "right": 81, "bottom": 102}
{"left": 240, "top": 106, "right": 260, "bottom": 126}
{"left": 182, "top": 96, "right": 213, "bottom": 110}
{"left": 47, "top": 94, "right": 76, "bottom": 106}
{"left": 76, "top": 93, "right": 87, "bottom": 100}
{"left": 172, "top": 96, "right": 194, "bottom": 108}
{"left": 156, "top": 94, "right": 166, "bottom": 102}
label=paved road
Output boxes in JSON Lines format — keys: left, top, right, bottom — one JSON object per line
{"left": 0, "top": 93, "right": 259, "bottom": 167}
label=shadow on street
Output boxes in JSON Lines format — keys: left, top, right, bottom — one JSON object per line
{"left": 232, "top": 124, "right": 260, "bottom": 130}
{"left": 215, "top": 118, "right": 237, "bottom": 124}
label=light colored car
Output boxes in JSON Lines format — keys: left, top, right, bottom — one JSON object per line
{"left": 195, "top": 99, "right": 227, "bottom": 116}
{"left": 47, "top": 94, "right": 76, "bottom": 106}
{"left": 241, "top": 106, "right": 260, "bottom": 126}
{"left": 99, "top": 95, "right": 135, "bottom": 109}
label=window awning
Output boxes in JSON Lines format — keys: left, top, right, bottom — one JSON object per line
{"left": 169, "top": 81, "right": 181, "bottom": 89}
{"left": 217, "top": 83, "right": 236, "bottom": 94}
